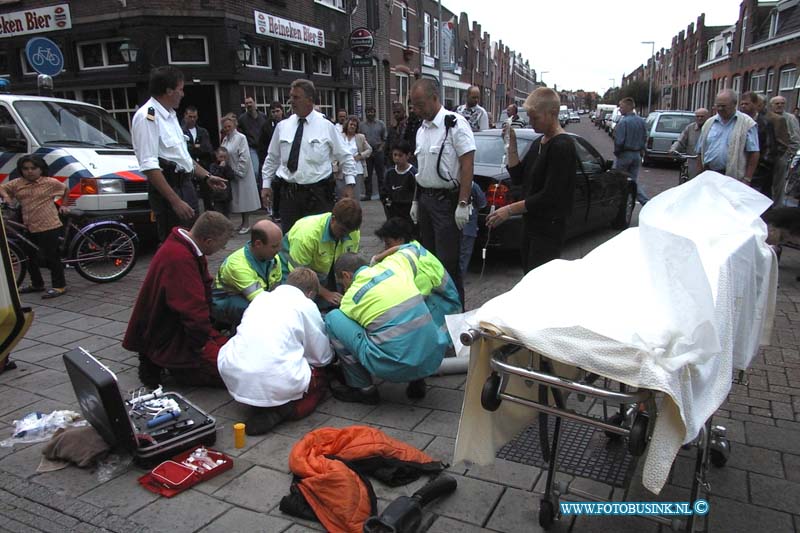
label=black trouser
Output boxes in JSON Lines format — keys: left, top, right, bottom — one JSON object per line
{"left": 521, "top": 218, "right": 567, "bottom": 274}
{"left": 277, "top": 177, "right": 335, "bottom": 234}
{"left": 26, "top": 227, "right": 65, "bottom": 289}
{"left": 148, "top": 173, "right": 199, "bottom": 243}
{"left": 418, "top": 188, "right": 464, "bottom": 308}
{"left": 365, "top": 152, "right": 385, "bottom": 198}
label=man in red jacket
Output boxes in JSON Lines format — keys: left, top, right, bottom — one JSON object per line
{"left": 123, "top": 211, "right": 234, "bottom": 388}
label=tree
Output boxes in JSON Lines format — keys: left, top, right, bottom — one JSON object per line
{"left": 618, "top": 80, "right": 657, "bottom": 110}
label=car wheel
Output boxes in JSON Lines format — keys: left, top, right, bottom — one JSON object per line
{"left": 612, "top": 189, "right": 636, "bottom": 230}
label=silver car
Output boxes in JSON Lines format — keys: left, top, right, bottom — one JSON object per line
{"left": 643, "top": 111, "right": 695, "bottom": 165}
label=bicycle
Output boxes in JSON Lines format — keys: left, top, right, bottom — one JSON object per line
{"left": 674, "top": 153, "right": 698, "bottom": 185}
{"left": 1, "top": 204, "right": 139, "bottom": 286}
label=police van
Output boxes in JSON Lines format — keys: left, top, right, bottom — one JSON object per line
{"left": 0, "top": 94, "right": 152, "bottom": 233}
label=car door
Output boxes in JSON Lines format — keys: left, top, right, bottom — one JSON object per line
{"left": 565, "top": 138, "right": 591, "bottom": 238}
{"left": 572, "top": 137, "right": 609, "bottom": 231}
{"left": 0, "top": 215, "right": 34, "bottom": 373}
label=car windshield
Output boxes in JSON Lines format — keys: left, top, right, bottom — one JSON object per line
{"left": 13, "top": 100, "right": 133, "bottom": 148}
{"left": 475, "top": 135, "right": 533, "bottom": 166}
{"left": 655, "top": 115, "right": 694, "bottom": 134}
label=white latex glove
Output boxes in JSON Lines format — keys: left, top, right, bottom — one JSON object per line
{"left": 454, "top": 203, "right": 472, "bottom": 230}
{"left": 409, "top": 201, "right": 419, "bottom": 224}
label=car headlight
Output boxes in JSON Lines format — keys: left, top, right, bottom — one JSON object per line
{"left": 80, "top": 178, "right": 125, "bottom": 194}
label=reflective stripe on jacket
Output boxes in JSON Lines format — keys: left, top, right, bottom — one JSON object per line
{"left": 214, "top": 244, "right": 283, "bottom": 301}
{"left": 279, "top": 212, "right": 360, "bottom": 280}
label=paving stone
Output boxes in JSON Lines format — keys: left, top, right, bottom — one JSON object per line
{"left": 31, "top": 462, "right": 116, "bottom": 497}
{"left": 89, "top": 321, "right": 129, "bottom": 339}
{"left": 209, "top": 416, "right": 268, "bottom": 458}
{"left": 212, "top": 398, "right": 252, "bottom": 421}
{"left": 752, "top": 407, "right": 773, "bottom": 417}
{"left": 746, "top": 421, "right": 800, "bottom": 454}
{"left": 413, "top": 386, "right": 465, "bottom": 413}
{"left": 749, "top": 472, "right": 800, "bottom": 514}
{"left": 239, "top": 432, "right": 297, "bottom": 472}
{"left": 198, "top": 506, "right": 293, "bottom": 532}
{"left": 727, "top": 444, "right": 784, "bottom": 478}
{"left": 378, "top": 426, "right": 436, "bottom": 451}
{"left": 60, "top": 316, "right": 112, "bottom": 330}
{"left": 273, "top": 410, "right": 332, "bottom": 439}
{"left": 0, "top": 442, "right": 48, "bottom": 479}
{"left": 212, "top": 465, "right": 292, "bottom": 512}
{"left": 729, "top": 394, "right": 771, "bottom": 409}
{"left": 79, "top": 470, "right": 158, "bottom": 516}
{"left": 775, "top": 418, "right": 800, "bottom": 432}
{"left": 92, "top": 343, "right": 134, "bottom": 363}
{"left": 709, "top": 416, "right": 745, "bottom": 443}
{"left": 414, "top": 409, "right": 460, "bottom": 438}
{"left": 426, "top": 516, "right": 494, "bottom": 533}
{"left": 0, "top": 387, "right": 41, "bottom": 417}
{"left": 0, "top": 398, "right": 77, "bottom": 426}
{"left": 426, "top": 374, "right": 467, "bottom": 390}
{"left": 36, "top": 310, "right": 87, "bottom": 326}
{"left": 65, "top": 335, "right": 120, "bottom": 353}
{"left": 783, "top": 454, "right": 800, "bottom": 483}
{"left": 82, "top": 303, "right": 130, "bottom": 318}
{"left": 9, "top": 369, "right": 71, "bottom": 394}
{"left": 36, "top": 328, "right": 93, "bottom": 346}
{"left": 466, "top": 458, "right": 541, "bottom": 491}
{"left": 315, "top": 396, "right": 378, "bottom": 421}
{"left": 282, "top": 524, "right": 324, "bottom": 532}
{"left": 36, "top": 380, "right": 79, "bottom": 403}
{"left": 193, "top": 459, "right": 256, "bottom": 495}
{"left": 425, "top": 473, "right": 503, "bottom": 527}
{"left": 10, "top": 343, "right": 67, "bottom": 364}
{"left": 487, "top": 486, "right": 572, "bottom": 533}
{"left": 708, "top": 495, "right": 794, "bottom": 532}
{"left": 732, "top": 411, "right": 775, "bottom": 425}
{"left": 105, "top": 308, "right": 133, "bottom": 322}
{"left": 572, "top": 515, "right": 660, "bottom": 533}
{"left": 182, "top": 387, "right": 234, "bottom": 413}
{"left": 130, "top": 489, "right": 230, "bottom": 533}
{"left": 363, "top": 402, "right": 432, "bottom": 430}
{"left": 424, "top": 436, "right": 466, "bottom": 474}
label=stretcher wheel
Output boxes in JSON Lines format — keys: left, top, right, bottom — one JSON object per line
{"left": 539, "top": 498, "right": 556, "bottom": 529}
{"left": 481, "top": 373, "right": 502, "bottom": 412}
{"left": 710, "top": 439, "right": 730, "bottom": 467}
{"left": 628, "top": 413, "right": 650, "bottom": 456}
{"left": 604, "top": 412, "right": 625, "bottom": 440}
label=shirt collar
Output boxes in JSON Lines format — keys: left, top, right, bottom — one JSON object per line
{"left": 151, "top": 97, "right": 175, "bottom": 121}
{"left": 713, "top": 113, "right": 737, "bottom": 125}
{"left": 177, "top": 228, "right": 203, "bottom": 256}
{"left": 321, "top": 215, "right": 352, "bottom": 243}
{"left": 295, "top": 109, "right": 320, "bottom": 125}
{"left": 423, "top": 106, "right": 448, "bottom": 129}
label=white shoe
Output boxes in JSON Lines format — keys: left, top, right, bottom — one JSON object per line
{"left": 238, "top": 226, "right": 250, "bottom": 235}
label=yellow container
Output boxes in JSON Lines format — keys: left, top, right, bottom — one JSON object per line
{"left": 233, "top": 423, "right": 246, "bottom": 448}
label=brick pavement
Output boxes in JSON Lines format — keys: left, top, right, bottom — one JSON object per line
{"left": 1, "top": 118, "right": 799, "bottom": 531}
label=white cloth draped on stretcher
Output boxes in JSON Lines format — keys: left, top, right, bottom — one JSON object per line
{"left": 453, "top": 172, "right": 778, "bottom": 495}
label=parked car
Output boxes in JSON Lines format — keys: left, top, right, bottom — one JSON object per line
{"left": 558, "top": 110, "right": 570, "bottom": 128}
{"left": 643, "top": 110, "right": 695, "bottom": 166}
{"left": 472, "top": 129, "right": 637, "bottom": 252}
{"left": 569, "top": 111, "right": 581, "bottom": 123}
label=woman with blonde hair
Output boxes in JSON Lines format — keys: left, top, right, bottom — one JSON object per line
{"left": 220, "top": 113, "right": 261, "bottom": 233}
{"left": 335, "top": 115, "right": 372, "bottom": 200}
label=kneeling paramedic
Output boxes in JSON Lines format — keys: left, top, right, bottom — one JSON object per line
{"left": 324, "top": 253, "right": 446, "bottom": 404}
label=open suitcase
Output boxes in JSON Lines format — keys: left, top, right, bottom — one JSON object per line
{"left": 63, "top": 347, "right": 217, "bottom": 467}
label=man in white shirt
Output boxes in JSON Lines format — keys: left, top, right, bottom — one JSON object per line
{"left": 131, "top": 66, "right": 227, "bottom": 242}
{"left": 456, "top": 86, "right": 490, "bottom": 132}
{"left": 261, "top": 79, "right": 358, "bottom": 233}
{"left": 217, "top": 267, "right": 333, "bottom": 435}
{"left": 410, "top": 79, "right": 476, "bottom": 307}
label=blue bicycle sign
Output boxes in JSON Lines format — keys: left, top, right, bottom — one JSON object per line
{"left": 25, "top": 37, "right": 64, "bottom": 77}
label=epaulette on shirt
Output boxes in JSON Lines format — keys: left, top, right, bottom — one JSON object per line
{"left": 146, "top": 107, "right": 155, "bottom": 122}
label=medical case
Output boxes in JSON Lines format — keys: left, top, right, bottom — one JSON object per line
{"left": 63, "top": 347, "right": 217, "bottom": 467}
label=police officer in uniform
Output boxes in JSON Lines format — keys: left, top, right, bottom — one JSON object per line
{"left": 261, "top": 79, "right": 358, "bottom": 233}
{"left": 132, "top": 66, "right": 227, "bottom": 242}
{"left": 409, "top": 79, "right": 476, "bottom": 307}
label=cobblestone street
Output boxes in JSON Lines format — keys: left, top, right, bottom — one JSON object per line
{"left": 1, "top": 118, "right": 799, "bottom": 532}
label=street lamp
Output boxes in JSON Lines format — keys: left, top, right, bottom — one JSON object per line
{"left": 119, "top": 41, "right": 139, "bottom": 65}
{"left": 641, "top": 41, "right": 655, "bottom": 116}
{"left": 236, "top": 39, "right": 252, "bottom": 66}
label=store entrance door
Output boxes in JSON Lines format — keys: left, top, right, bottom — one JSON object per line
{"left": 179, "top": 83, "right": 220, "bottom": 147}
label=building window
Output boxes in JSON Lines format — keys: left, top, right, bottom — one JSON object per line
{"left": 313, "top": 55, "right": 332, "bottom": 76}
{"left": 316, "top": 88, "right": 335, "bottom": 118}
{"left": 241, "top": 85, "right": 278, "bottom": 114}
{"left": 396, "top": 73, "right": 409, "bottom": 109}
{"left": 315, "top": 0, "right": 345, "bottom": 11}
{"left": 423, "top": 13, "right": 430, "bottom": 56}
{"left": 476, "top": 47, "right": 480, "bottom": 72}
{"left": 779, "top": 66, "right": 797, "bottom": 91}
{"left": 0, "top": 52, "right": 8, "bottom": 77}
{"left": 280, "top": 48, "right": 305, "bottom": 72}
{"left": 732, "top": 75, "right": 741, "bottom": 94}
{"left": 80, "top": 86, "right": 139, "bottom": 129}
{"left": 766, "top": 67, "right": 775, "bottom": 96}
{"left": 77, "top": 40, "right": 127, "bottom": 70}
{"left": 433, "top": 18, "right": 439, "bottom": 59}
{"left": 277, "top": 86, "right": 293, "bottom": 115}
{"left": 401, "top": 6, "right": 408, "bottom": 47}
{"left": 167, "top": 36, "right": 209, "bottom": 65}
{"left": 247, "top": 43, "right": 272, "bottom": 69}
{"left": 750, "top": 71, "right": 765, "bottom": 93}
{"left": 740, "top": 11, "right": 747, "bottom": 53}
{"left": 769, "top": 11, "right": 779, "bottom": 38}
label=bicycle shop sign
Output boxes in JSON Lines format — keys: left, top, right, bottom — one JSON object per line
{"left": 254, "top": 10, "right": 325, "bottom": 48}
{"left": 0, "top": 4, "right": 71, "bottom": 38}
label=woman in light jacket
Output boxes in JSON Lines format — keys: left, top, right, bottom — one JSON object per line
{"left": 335, "top": 115, "right": 372, "bottom": 201}
{"left": 220, "top": 113, "right": 261, "bottom": 234}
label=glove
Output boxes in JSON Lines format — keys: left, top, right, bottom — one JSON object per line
{"left": 454, "top": 202, "right": 472, "bottom": 230}
{"left": 409, "top": 201, "right": 419, "bottom": 224}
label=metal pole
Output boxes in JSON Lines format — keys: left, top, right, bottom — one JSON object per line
{"left": 642, "top": 41, "right": 655, "bottom": 115}
{"left": 438, "top": 0, "right": 444, "bottom": 102}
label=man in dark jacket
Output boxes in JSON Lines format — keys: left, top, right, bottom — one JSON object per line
{"left": 123, "top": 211, "right": 234, "bottom": 388}
{"left": 239, "top": 97, "right": 268, "bottom": 190}
{"left": 182, "top": 106, "right": 215, "bottom": 211}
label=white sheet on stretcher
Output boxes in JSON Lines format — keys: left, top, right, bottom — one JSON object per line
{"left": 452, "top": 172, "right": 778, "bottom": 494}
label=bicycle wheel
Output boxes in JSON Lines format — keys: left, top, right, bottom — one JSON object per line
{"left": 72, "top": 224, "right": 137, "bottom": 283}
{"left": 8, "top": 240, "right": 28, "bottom": 287}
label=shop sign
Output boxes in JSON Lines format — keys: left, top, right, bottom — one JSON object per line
{"left": 349, "top": 27, "right": 373, "bottom": 56}
{"left": 254, "top": 10, "right": 325, "bottom": 49}
{"left": 0, "top": 4, "right": 70, "bottom": 38}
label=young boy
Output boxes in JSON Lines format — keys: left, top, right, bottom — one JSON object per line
{"left": 208, "top": 147, "right": 234, "bottom": 217}
{"left": 0, "top": 155, "right": 70, "bottom": 298}
{"left": 381, "top": 140, "right": 417, "bottom": 225}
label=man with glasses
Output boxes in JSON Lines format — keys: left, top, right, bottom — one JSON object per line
{"left": 670, "top": 107, "right": 708, "bottom": 180}
{"left": 697, "top": 89, "right": 760, "bottom": 184}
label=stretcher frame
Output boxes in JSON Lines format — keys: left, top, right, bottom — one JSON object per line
{"left": 460, "top": 327, "right": 731, "bottom": 532}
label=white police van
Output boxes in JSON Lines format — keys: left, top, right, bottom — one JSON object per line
{"left": 0, "top": 94, "right": 152, "bottom": 233}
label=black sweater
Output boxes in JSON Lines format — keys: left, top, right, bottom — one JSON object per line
{"left": 508, "top": 134, "right": 577, "bottom": 223}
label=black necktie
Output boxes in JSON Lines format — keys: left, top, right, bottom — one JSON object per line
{"left": 287, "top": 118, "right": 305, "bottom": 173}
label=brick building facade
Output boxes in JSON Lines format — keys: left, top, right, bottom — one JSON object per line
{"left": 622, "top": 0, "right": 800, "bottom": 115}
